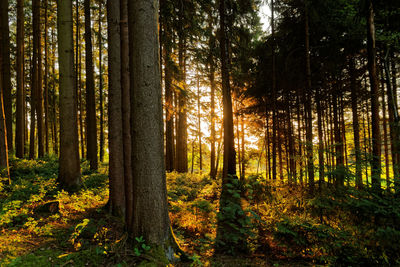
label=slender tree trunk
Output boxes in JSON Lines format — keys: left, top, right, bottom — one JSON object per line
{"left": 380, "top": 65, "right": 391, "bottom": 190}
{"left": 85, "top": 0, "right": 98, "bottom": 170}
{"left": 197, "top": 74, "right": 202, "bottom": 171}
{"left": 0, "top": 0, "right": 12, "bottom": 153}
{"left": 0, "top": 16, "right": 10, "bottom": 183}
{"left": 216, "top": 0, "right": 247, "bottom": 254}
{"left": 304, "top": 1, "right": 314, "bottom": 192}
{"left": 98, "top": 1, "right": 105, "bottom": 163}
{"left": 316, "top": 90, "right": 324, "bottom": 186}
{"left": 333, "top": 90, "right": 344, "bottom": 187}
{"left": 208, "top": 16, "right": 216, "bottom": 178}
{"left": 57, "top": 0, "right": 81, "bottom": 191}
{"left": 37, "top": 5, "right": 44, "bottom": 158}
{"left": 16, "top": 0, "right": 25, "bottom": 158}
{"left": 107, "top": 0, "right": 125, "bottom": 217}
{"left": 120, "top": 0, "right": 133, "bottom": 229}
{"left": 349, "top": 57, "right": 362, "bottom": 188}
{"left": 367, "top": 0, "right": 381, "bottom": 190}
{"left": 44, "top": 0, "right": 49, "bottom": 154}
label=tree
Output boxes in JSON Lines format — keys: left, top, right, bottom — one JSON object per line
{"left": 0, "top": 0, "right": 12, "bottom": 153}
{"left": 57, "top": 0, "right": 81, "bottom": 191}
{"left": 127, "top": 0, "right": 183, "bottom": 259}
{"left": 215, "top": 0, "right": 247, "bottom": 255}
{"left": 0, "top": 14, "right": 10, "bottom": 183}
{"left": 107, "top": 0, "right": 125, "bottom": 217}
{"left": 366, "top": 0, "right": 381, "bottom": 190}
{"left": 15, "top": 0, "right": 25, "bottom": 158}
{"left": 85, "top": 0, "right": 99, "bottom": 171}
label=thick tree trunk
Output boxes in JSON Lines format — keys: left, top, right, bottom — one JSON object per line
{"left": 57, "top": 0, "right": 81, "bottom": 191}
{"left": 15, "top": 0, "right": 25, "bottom": 158}
{"left": 85, "top": 0, "right": 98, "bottom": 170}
{"left": 127, "top": 0, "right": 181, "bottom": 259}
{"left": 367, "top": 0, "right": 381, "bottom": 190}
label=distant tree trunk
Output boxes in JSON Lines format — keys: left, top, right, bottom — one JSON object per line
{"left": 316, "top": 90, "right": 324, "bottom": 186}
{"left": 120, "top": 0, "right": 133, "bottom": 229}
{"left": 15, "top": 0, "right": 25, "bottom": 158}
{"left": 333, "top": 89, "right": 344, "bottom": 187}
{"left": 127, "top": 0, "right": 182, "bottom": 257}
{"left": 85, "top": 0, "right": 98, "bottom": 170}
{"left": 57, "top": 0, "right": 81, "bottom": 191}
{"left": 367, "top": 0, "right": 381, "bottom": 190}
{"left": 207, "top": 14, "right": 216, "bottom": 178}
{"left": 0, "top": 0, "right": 12, "bottom": 153}
{"left": 107, "top": 0, "right": 125, "bottom": 217}
{"left": 98, "top": 1, "right": 105, "bottom": 163}
{"left": 297, "top": 90, "right": 303, "bottom": 184}
{"left": 37, "top": 5, "right": 44, "bottom": 158}
{"left": 163, "top": 2, "right": 175, "bottom": 172}
{"left": 197, "top": 74, "right": 202, "bottom": 171}
{"left": 44, "top": 0, "right": 49, "bottom": 155}
{"left": 176, "top": 25, "right": 188, "bottom": 173}
{"left": 215, "top": 0, "right": 247, "bottom": 254}
{"left": 380, "top": 65, "right": 390, "bottom": 190}
{"left": 241, "top": 116, "right": 245, "bottom": 180}
{"left": 0, "top": 17, "right": 10, "bottom": 183}
{"left": 51, "top": 28, "right": 58, "bottom": 155}
{"left": 349, "top": 57, "right": 362, "bottom": 188}
{"left": 30, "top": 0, "right": 40, "bottom": 159}
{"left": 75, "top": 0, "right": 84, "bottom": 159}
{"left": 384, "top": 49, "right": 400, "bottom": 193}
{"left": 304, "top": 1, "right": 314, "bottom": 192}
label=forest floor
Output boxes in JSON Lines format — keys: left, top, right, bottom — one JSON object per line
{"left": 0, "top": 158, "right": 399, "bottom": 266}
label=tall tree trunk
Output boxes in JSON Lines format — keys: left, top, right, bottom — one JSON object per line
{"left": 215, "top": 0, "right": 247, "bottom": 254}
{"left": 163, "top": 1, "right": 174, "bottom": 172}
{"left": 0, "top": 16, "right": 10, "bottom": 183}
{"left": 380, "top": 65, "right": 390, "bottom": 190}
{"left": 120, "top": 0, "right": 133, "bottom": 230}
{"left": 350, "top": 57, "right": 362, "bottom": 188}
{"left": 98, "top": 1, "right": 105, "bottom": 163}
{"left": 85, "top": 0, "right": 98, "bottom": 170}
{"left": 107, "top": 0, "right": 125, "bottom": 217}
{"left": 51, "top": 28, "right": 58, "bottom": 155}
{"left": 44, "top": 0, "right": 49, "bottom": 154}
{"left": 304, "top": 1, "right": 314, "bottom": 192}
{"left": 57, "top": 0, "right": 81, "bottom": 191}
{"left": 176, "top": 25, "right": 188, "bottom": 173}
{"left": 316, "top": 90, "right": 324, "bottom": 186}
{"left": 127, "top": 0, "right": 182, "bottom": 257}
{"left": 208, "top": 16, "right": 216, "bottom": 178}
{"left": 367, "top": 0, "right": 381, "bottom": 190}
{"left": 16, "top": 0, "right": 25, "bottom": 158}
{"left": 0, "top": 0, "right": 12, "bottom": 153}
{"left": 37, "top": 5, "right": 44, "bottom": 158}
{"left": 30, "top": 0, "right": 40, "bottom": 159}
{"left": 333, "top": 89, "right": 344, "bottom": 187}
{"left": 197, "top": 74, "right": 202, "bottom": 171}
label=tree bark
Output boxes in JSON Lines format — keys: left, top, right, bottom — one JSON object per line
{"left": 367, "top": 0, "right": 381, "bottom": 190}
{"left": 16, "top": 0, "right": 25, "bottom": 158}
{"left": 98, "top": 1, "right": 105, "bottom": 163}
{"left": 57, "top": 0, "right": 81, "bottom": 191}
{"left": 84, "top": 0, "right": 99, "bottom": 170}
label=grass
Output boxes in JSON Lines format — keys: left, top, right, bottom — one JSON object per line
{"left": 1, "top": 158, "right": 400, "bottom": 266}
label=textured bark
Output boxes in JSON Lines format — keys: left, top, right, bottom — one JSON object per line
{"left": 57, "top": 0, "right": 81, "bottom": 191}
{"left": 85, "top": 0, "right": 99, "bottom": 170}
{"left": 127, "top": 0, "right": 176, "bottom": 253}
{"left": 15, "top": 0, "right": 25, "bottom": 158}
{"left": 367, "top": 0, "right": 381, "bottom": 190}
{"left": 0, "top": 16, "right": 10, "bottom": 182}
{"left": 107, "top": 0, "right": 125, "bottom": 217}
{"left": 44, "top": 0, "right": 49, "bottom": 155}
{"left": 120, "top": 0, "right": 133, "bottom": 229}
{"left": 0, "top": 0, "right": 12, "bottom": 153}
{"left": 29, "top": 0, "right": 40, "bottom": 159}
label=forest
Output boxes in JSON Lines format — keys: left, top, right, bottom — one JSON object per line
{"left": 1, "top": 0, "right": 400, "bottom": 266}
